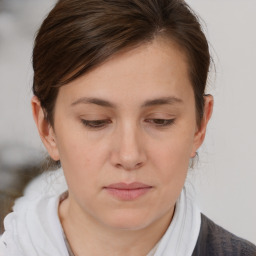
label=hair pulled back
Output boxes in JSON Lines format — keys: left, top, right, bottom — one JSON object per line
{"left": 33, "top": 0, "right": 210, "bottom": 126}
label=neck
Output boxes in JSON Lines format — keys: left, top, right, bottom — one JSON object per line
{"left": 59, "top": 195, "right": 174, "bottom": 256}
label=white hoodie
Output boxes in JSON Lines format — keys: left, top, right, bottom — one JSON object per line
{"left": 0, "top": 170, "right": 201, "bottom": 256}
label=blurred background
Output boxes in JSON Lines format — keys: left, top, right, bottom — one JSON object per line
{"left": 0, "top": 0, "right": 255, "bottom": 243}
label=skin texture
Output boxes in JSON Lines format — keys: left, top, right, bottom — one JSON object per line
{"left": 32, "top": 38, "right": 213, "bottom": 256}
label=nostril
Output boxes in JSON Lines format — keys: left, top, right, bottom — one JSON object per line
{"left": 115, "top": 163, "right": 122, "bottom": 169}
{"left": 135, "top": 162, "right": 143, "bottom": 169}
{"left": 115, "top": 161, "right": 143, "bottom": 171}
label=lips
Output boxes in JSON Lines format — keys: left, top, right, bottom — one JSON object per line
{"left": 104, "top": 182, "right": 153, "bottom": 201}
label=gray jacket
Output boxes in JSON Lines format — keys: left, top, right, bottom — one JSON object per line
{"left": 192, "top": 214, "right": 256, "bottom": 256}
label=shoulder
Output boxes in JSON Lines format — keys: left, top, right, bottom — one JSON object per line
{"left": 0, "top": 192, "right": 66, "bottom": 256}
{"left": 192, "top": 214, "right": 256, "bottom": 256}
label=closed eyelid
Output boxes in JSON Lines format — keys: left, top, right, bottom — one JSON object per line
{"left": 81, "top": 119, "right": 111, "bottom": 129}
{"left": 145, "top": 118, "right": 176, "bottom": 125}
{"left": 80, "top": 118, "right": 176, "bottom": 130}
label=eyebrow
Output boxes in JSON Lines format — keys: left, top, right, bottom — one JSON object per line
{"left": 141, "top": 96, "right": 183, "bottom": 108}
{"left": 71, "top": 96, "right": 183, "bottom": 108}
{"left": 71, "top": 97, "right": 115, "bottom": 108}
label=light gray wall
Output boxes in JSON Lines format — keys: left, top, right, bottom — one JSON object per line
{"left": 0, "top": 0, "right": 255, "bottom": 243}
{"left": 0, "top": 0, "right": 56, "bottom": 150}
{"left": 187, "top": 0, "right": 256, "bottom": 244}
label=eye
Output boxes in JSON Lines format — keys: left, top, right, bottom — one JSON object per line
{"left": 81, "top": 119, "right": 111, "bottom": 129}
{"left": 145, "top": 118, "right": 175, "bottom": 127}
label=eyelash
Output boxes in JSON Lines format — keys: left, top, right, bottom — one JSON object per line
{"left": 81, "top": 119, "right": 111, "bottom": 129}
{"left": 81, "top": 119, "right": 175, "bottom": 129}
{"left": 144, "top": 118, "right": 175, "bottom": 127}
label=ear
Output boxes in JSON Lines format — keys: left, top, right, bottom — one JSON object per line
{"left": 191, "top": 95, "right": 214, "bottom": 157}
{"left": 31, "top": 96, "right": 60, "bottom": 161}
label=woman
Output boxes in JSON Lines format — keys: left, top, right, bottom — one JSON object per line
{"left": 1, "top": 0, "right": 255, "bottom": 255}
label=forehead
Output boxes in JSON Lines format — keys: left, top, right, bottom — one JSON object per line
{"left": 56, "top": 38, "right": 193, "bottom": 107}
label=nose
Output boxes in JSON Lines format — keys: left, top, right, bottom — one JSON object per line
{"left": 110, "top": 123, "right": 146, "bottom": 171}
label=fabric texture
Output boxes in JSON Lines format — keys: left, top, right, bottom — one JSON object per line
{"left": 192, "top": 214, "right": 256, "bottom": 256}
{"left": 0, "top": 170, "right": 69, "bottom": 256}
{"left": 153, "top": 182, "right": 201, "bottom": 256}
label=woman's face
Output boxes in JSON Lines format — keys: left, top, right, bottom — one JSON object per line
{"left": 36, "top": 38, "right": 211, "bottom": 230}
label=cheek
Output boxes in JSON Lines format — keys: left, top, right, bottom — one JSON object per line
{"left": 148, "top": 139, "right": 192, "bottom": 209}
{"left": 56, "top": 118, "right": 106, "bottom": 162}
{"left": 54, "top": 125, "right": 109, "bottom": 188}
{"left": 148, "top": 126, "right": 195, "bottom": 186}
{"left": 152, "top": 145, "right": 189, "bottom": 185}
{"left": 152, "top": 131, "right": 194, "bottom": 167}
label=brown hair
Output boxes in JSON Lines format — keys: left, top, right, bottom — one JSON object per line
{"left": 33, "top": 0, "right": 210, "bottom": 127}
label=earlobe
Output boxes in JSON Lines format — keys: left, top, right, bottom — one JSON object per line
{"left": 191, "top": 95, "right": 214, "bottom": 157}
{"left": 31, "top": 96, "right": 60, "bottom": 161}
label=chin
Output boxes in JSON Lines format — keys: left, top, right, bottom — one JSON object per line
{"left": 100, "top": 209, "right": 159, "bottom": 231}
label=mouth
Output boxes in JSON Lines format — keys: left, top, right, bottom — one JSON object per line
{"left": 103, "top": 182, "right": 153, "bottom": 201}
